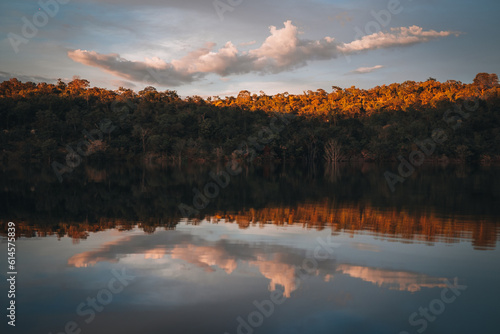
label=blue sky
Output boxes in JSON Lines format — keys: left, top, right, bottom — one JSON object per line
{"left": 1, "top": 0, "right": 499, "bottom": 97}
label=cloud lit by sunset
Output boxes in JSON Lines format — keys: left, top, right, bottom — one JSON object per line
{"left": 1, "top": 0, "right": 498, "bottom": 96}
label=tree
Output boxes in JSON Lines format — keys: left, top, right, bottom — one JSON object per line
{"left": 138, "top": 86, "right": 159, "bottom": 102}
{"left": 473, "top": 73, "right": 499, "bottom": 93}
{"left": 68, "top": 76, "right": 90, "bottom": 92}
{"left": 56, "top": 78, "right": 66, "bottom": 91}
{"left": 324, "top": 139, "right": 345, "bottom": 162}
{"left": 133, "top": 125, "right": 151, "bottom": 155}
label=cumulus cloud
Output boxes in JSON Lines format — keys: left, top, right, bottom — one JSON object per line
{"left": 248, "top": 20, "right": 339, "bottom": 73}
{"left": 351, "top": 65, "right": 385, "bottom": 74}
{"left": 68, "top": 21, "right": 458, "bottom": 86}
{"left": 171, "top": 41, "right": 245, "bottom": 76}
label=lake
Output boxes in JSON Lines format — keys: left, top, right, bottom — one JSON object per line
{"left": 1, "top": 162, "right": 499, "bottom": 334}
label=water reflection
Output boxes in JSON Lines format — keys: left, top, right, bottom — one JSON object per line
{"left": 171, "top": 245, "right": 238, "bottom": 274}
{"left": 64, "top": 228, "right": 319, "bottom": 298}
{"left": 1, "top": 162, "right": 498, "bottom": 250}
{"left": 3, "top": 202, "right": 498, "bottom": 250}
{"left": 0, "top": 163, "right": 499, "bottom": 333}
{"left": 63, "top": 221, "right": 464, "bottom": 302}
{"left": 12, "top": 219, "right": 490, "bottom": 334}
{"left": 335, "top": 265, "right": 447, "bottom": 292}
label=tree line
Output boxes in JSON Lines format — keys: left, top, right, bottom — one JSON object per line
{"left": 0, "top": 73, "right": 498, "bottom": 164}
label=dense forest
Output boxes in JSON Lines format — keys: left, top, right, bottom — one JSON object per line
{"left": 0, "top": 73, "right": 499, "bottom": 167}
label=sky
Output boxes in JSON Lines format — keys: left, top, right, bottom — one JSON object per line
{"left": 1, "top": 0, "right": 499, "bottom": 97}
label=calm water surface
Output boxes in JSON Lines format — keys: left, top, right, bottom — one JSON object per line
{"left": 0, "top": 163, "right": 499, "bottom": 334}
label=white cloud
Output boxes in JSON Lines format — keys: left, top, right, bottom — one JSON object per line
{"left": 351, "top": 65, "right": 385, "bottom": 74}
{"left": 248, "top": 20, "right": 339, "bottom": 73}
{"left": 172, "top": 41, "right": 242, "bottom": 76}
{"left": 339, "top": 25, "right": 460, "bottom": 53}
{"left": 68, "top": 22, "right": 458, "bottom": 87}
